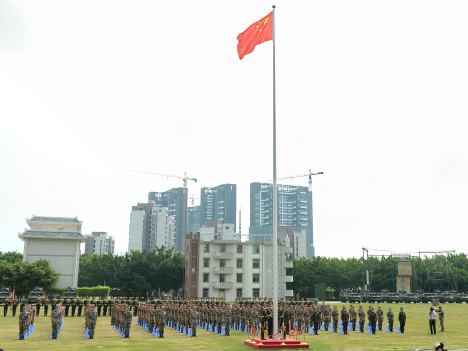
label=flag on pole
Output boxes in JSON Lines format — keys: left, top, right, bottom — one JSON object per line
{"left": 237, "top": 12, "right": 273, "bottom": 60}
{"left": 10, "top": 287, "right": 15, "bottom": 311}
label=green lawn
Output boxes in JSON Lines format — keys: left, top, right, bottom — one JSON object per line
{"left": 1, "top": 303, "right": 468, "bottom": 350}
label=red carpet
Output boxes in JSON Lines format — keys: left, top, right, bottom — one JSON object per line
{"left": 244, "top": 337, "right": 309, "bottom": 349}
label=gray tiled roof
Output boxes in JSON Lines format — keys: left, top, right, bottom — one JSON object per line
{"left": 30, "top": 216, "right": 80, "bottom": 223}
{"left": 21, "top": 231, "right": 84, "bottom": 238}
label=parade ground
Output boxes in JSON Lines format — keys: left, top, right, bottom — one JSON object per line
{"left": 1, "top": 302, "right": 468, "bottom": 351}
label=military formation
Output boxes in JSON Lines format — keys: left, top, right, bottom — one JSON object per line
{"left": 7, "top": 293, "right": 437, "bottom": 341}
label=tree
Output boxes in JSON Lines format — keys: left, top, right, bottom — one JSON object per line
{"left": 0, "top": 259, "right": 60, "bottom": 294}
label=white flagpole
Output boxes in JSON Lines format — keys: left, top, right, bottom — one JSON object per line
{"left": 272, "top": 4, "right": 278, "bottom": 340}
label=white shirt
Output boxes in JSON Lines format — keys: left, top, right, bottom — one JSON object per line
{"left": 429, "top": 311, "right": 436, "bottom": 320}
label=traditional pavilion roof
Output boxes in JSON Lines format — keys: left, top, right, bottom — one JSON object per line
{"left": 29, "top": 216, "right": 81, "bottom": 223}
{"left": 19, "top": 230, "right": 85, "bottom": 239}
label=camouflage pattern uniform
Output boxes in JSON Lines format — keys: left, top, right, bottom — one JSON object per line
{"left": 358, "top": 307, "right": 365, "bottom": 332}
{"left": 331, "top": 306, "right": 339, "bottom": 332}
{"left": 158, "top": 307, "right": 166, "bottom": 338}
{"left": 341, "top": 307, "right": 349, "bottom": 334}
{"left": 376, "top": 306, "right": 384, "bottom": 331}
{"left": 387, "top": 308, "right": 394, "bottom": 332}
{"left": 438, "top": 307, "right": 444, "bottom": 331}
{"left": 19, "top": 308, "right": 29, "bottom": 339}
{"left": 88, "top": 311, "right": 97, "bottom": 338}
{"left": 224, "top": 306, "right": 232, "bottom": 336}
{"left": 51, "top": 308, "right": 63, "bottom": 339}
{"left": 191, "top": 307, "right": 199, "bottom": 336}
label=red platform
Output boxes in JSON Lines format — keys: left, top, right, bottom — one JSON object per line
{"left": 244, "top": 337, "right": 309, "bottom": 349}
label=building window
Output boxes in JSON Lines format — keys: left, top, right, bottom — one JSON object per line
{"left": 204, "top": 258, "right": 210, "bottom": 268}
{"left": 203, "top": 273, "right": 209, "bottom": 283}
{"left": 204, "top": 244, "right": 210, "bottom": 253}
{"left": 220, "top": 244, "right": 226, "bottom": 252}
{"left": 220, "top": 259, "right": 226, "bottom": 268}
{"left": 220, "top": 274, "right": 225, "bottom": 283}
{"left": 253, "top": 288, "right": 260, "bottom": 298}
{"left": 237, "top": 259, "right": 243, "bottom": 268}
{"left": 253, "top": 245, "right": 260, "bottom": 254}
{"left": 237, "top": 289, "right": 243, "bottom": 298}
{"left": 253, "top": 273, "right": 260, "bottom": 283}
{"left": 203, "top": 288, "right": 209, "bottom": 298}
{"left": 253, "top": 259, "right": 260, "bottom": 269}
{"left": 237, "top": 273, "right": 243, "bottom": 283}
{"left": 237, "top": 245, "right": 243, "bottom": 254}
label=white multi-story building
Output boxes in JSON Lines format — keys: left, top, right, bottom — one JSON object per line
{"left": 84, "top": 232, "right": 115, "bottom": 255}
{"left": 185, "top": 232, "right": 293, "bottom": 299}
{"left": 18, "top": 215, "right": 86, "bottom": 288}
{"left": 128, "top": 203, "right": 175, "bottom": 252}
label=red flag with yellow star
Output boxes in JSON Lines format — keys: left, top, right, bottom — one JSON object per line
{"left": 237, "top": 12, "right": 273, "bottom": 60}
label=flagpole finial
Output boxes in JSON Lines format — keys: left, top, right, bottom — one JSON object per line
{"left": 272, "top": 5, "right": 276, "bottom": 8}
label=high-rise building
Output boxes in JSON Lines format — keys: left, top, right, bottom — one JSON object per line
{"left": 200, "top": 184, "right": 237, "bottom": 231}
{"left": 84, "top": 232, "right": 115, "bottom": 255}
{"left": 249, "top": 182, "right": 314, "bottom": 259}
{"left": 127, "top": 203, "right": 175, "bottom": 252}
{"left": 148, "top": 188, "right": 186, "bottom": 252}
{"left": 186, "top": 205, "right": 201, "bottom": 233}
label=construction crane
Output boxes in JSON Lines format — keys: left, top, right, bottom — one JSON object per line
{"left": 188, "top": 194, "right": 199, "bottom": 207}
{"left": 270, "top": 169, "right": 323, "bottom": 191}
{"left": 131, "top": 170, "right": 197, "bottom": 254}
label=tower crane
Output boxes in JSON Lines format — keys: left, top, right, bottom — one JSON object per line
{"left": 275, "top": 169, "right": 323, "bottom": 191}
{"left": 131, "top": 170, "right": 197, "bottom": 254}
{"left": 188, "top": 194, "right": 199, "bottom": 207}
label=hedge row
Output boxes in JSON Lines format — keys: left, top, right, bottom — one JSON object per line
{"left": 46, "top": 286, "right": 110, "bottom": 297}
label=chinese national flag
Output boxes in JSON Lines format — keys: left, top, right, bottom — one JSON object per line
{"left": 237, "top": 12, "right": 273, "bottom": 60}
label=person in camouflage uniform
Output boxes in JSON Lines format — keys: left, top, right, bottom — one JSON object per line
{"left": 123, "top": 309, "right": 132, "bottom": 338}
{"left": 158, "top": 306, "right": 166, "bottom": 338}
{"left": 369, "top": 307, "right": 377, "bottom": 334}
{"left": 438, "top": 306, "right": 444, "bottom": 332}
{"left": 358, "top": 306, "right": 365, "bottom": 332}
{"left": 349, "top": 305, "right": 357, "bottom": 331}
{"left": 332, "top": 306, "right": 339, "bottom": 332}
{"left": 19, "top": 307, "right": 29, "bottom": 339}
{"left": 87, "top": 310, "right": 98, "bottom": 339}
{"left": 398, "top": 307, "right": 406, "bottom": 333}
{"left": 387, "top": 307, "right": 394, "bottom": 332}
{"left": 190, "top": 306, "right": 199, "bottom": 336}
{"left": 376, "top": 306, "right": 384, "bottom": 331}
{"left": 217, "top": 307, "right": 223, "bottom": 334}
{"left": 51, "top": 305, "right": 63, "bottom": 339}
{"left": 341, "top": 306, "right": 349, "bottom": 334}
{"left": 251, "top": 306, "right": 259, "bottom": 332}
{"left": 312, "top": 306, "right": 321, "bottom": 335}
{"left": 224, "top": 305, "right": 232, "bottom": 336}
{"left": 323, "top": 305, "right": 331, "bottom": 331}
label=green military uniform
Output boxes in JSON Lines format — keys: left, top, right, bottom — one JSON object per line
{"left": 341, "top": 308, "right": 349, "bottom": 334}
{"left": 438, "top": 307, "right": 444, "bottom": 331}
{"left": 398, "top": 308, "right": 406, "bottom": 333}
{"left": 376, "top": 307, "right": 384, "bottom": 331}
{"left": 387, "top": 308, "right": 394, "bottom": 332}
{"left": 369, "top": 309, "right": 377, "bottom": 334}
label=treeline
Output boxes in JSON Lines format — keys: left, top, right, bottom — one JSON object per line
{"left": 0, "top": 251, "right": 60, "bottom": 295}
{"left": 287, "top": 253, "right": 468, "bottom": 298}
{"left": 78, "top": 246, "right": 184, "bottom": 297}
